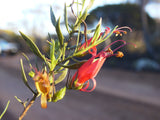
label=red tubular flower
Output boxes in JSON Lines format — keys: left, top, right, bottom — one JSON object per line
{"left": 71, "top": 26, "right": 135, "bottom": 92}
{"left": 72, "top": 38, "right": 136, "bottom": 92}
{"left": 71, "top": 47, "right": 114, "bottom": 92}
{"left": 71, "top": 49, "right": 109, "bottom": 92}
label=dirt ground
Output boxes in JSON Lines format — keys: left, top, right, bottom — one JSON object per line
{"left": 0, "top": 54, "right": 160, "bottom": 120}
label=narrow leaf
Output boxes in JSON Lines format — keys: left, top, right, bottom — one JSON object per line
{"left": 82, "top": 0, "right": 86, "bottom": 10}
{"left": 91, "top": 18, "right": 102, "bottom": 42}
{"left": 64, "top": 3, "right": 70, "bottom": 33}
{"left": 19, "top": 32, "right": 46, "bottom": 62}
{"left": 0, "top": 101, "right": 10, "bottom": 119}
{"left": 50, "top": 6, "right": 57, "bottom": 27}
{"left": 20, "top": 59, "right": 36, "bottom": 94}
{"left": 14, "top": 96, "right": 23, "bottom": 104}
{"left": 53, "top": 87, "right": 66, "bottom": 102}
{"left": 95, "top": 26, "right": 118, "bottom": 46}
{"left": 74, "top": 9, "right": 88, "bottom": 29}
{"left": 55, "top": 68, "right": 68, "bottom": 85}
{"left": 56, "top": 17, "right": 64, "bottom": 47}
{"left": 87, "top": 0, "right": 94, "bottom": 10}
{"left": 22, "top": 53, "right": 32, "bottom": 69}
{"left": 50, "top": 40, "right": 55, "bottom": 61}
{"left": 50, "top": 39, "right": 56, "bottom": 70}
{"left": 61, "top": 60, "right": 87, "bottom": 69}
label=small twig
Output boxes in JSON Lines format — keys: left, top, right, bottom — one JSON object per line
{"left": 82, "top": 20, "right": 88, "bottom": 45}
{"left": 19, "top": 94, "right": 37, "bottom": 120}
{"left": 70, "top": 0, "right": 77, "bottom": 19}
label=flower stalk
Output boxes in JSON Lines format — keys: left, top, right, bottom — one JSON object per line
{"left": 19, "top": 94, "right": 37, "bottom": 120}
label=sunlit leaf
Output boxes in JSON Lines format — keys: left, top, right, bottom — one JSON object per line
{"left": 0, "top": 100, "right": 10, "bottom": 119}
{"left": 64, "top": 3, "right": 70, "bottom": 33}
{"left": 19, "top": 32, "right": 46, "bottom": 62}
{"left": 15, "top": 96, "right": 23, "bottom": 104}
{"left": 56, "top": 17, "right": 64, "bottom": 47}
{"left": 52, "top": 87, "right": 66, "bottom": 102}
{"left": 91, "top": 18, "right": 102, "bottom": 42}
{"left": 55, "top": 68, "right": 68, "bottom": 85}
{"left": 28, "top": 71, "right": 35, "bottom": 78}
{"left": 95, "top": 26, "right": 118, "bottom": 46}
{"left": 61, "top": 60, "right": 87, "bottom": 69}
{"left": 87, "top": 0, "right": 94, "bottom": 10}
{"left": 20, "top": 59, "right": 36, "bottom": 94}
{"left": 50, "top": 39, "right": 56, "bottom": 70}
{"left": 21, "top": 53, "right": 32, "bottom": 69}
{"left": 74, "top": 9, "right": 88, "bottom": 29}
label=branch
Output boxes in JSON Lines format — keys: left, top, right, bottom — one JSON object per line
{"left": 19, "top": 94, "right": 37, "bottom": 120}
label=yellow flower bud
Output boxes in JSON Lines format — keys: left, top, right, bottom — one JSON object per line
{"left": 33, "top": 70, "right": 50, "bottom": 108}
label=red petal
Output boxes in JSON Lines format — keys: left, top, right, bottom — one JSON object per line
{"left": 80, "top": 78, "right": 96, "bottom": 92}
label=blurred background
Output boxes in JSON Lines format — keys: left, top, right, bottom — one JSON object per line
{"left": 0, "top": 0, "right": 160, "bottom": 120}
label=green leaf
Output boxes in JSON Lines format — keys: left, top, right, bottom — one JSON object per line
{"left": 20, "top": 59, "right": 36, "bottom": 94}
{"left": 50, "top": 6, "right": 57, "bottom": 27}
{"left": 81, "top": 29, "right": 95, "bottom": 34}
{"left": 61, "top": 60, "right": 87, "bottom": 69}
{"left": 102, "top": 25, "right": 118, "bottom": 41}
{"left": 49, "top": 33, "right": 61, "bottom": 56}
{"left": 0, "top": 100, "right": 10, "bottom": 119}
{"left": 74, "top": 9, "right": 88, "bottom": 29}
{"left": 55, "top": 68, "right": 68, "bottom": 85}
{"left": 15, "top": 96, "right": 23, "bottom": 104}
{"left": 28, "top": 71, "right": 35, "bottom": 78}
{"left": 74, "top": 19, "right": 101, "bottom": 56}
{"left": 55, "top": 49, "right": 62, "bottom": 60}
{"left": 87, "top": 0, "right": 94, "bottom": 10}
{"left": 64, "top": 3, "right": 70, "bottom": 33}
{"left": 50, "top": 39, "right": 56, "bottom": 70}
{"left": 21, "top": 53, "right": 33, "bottom": 69}
{"left": 54, "top": 39, "right": 60, "bottom": 53}
{"left": 52, "top": 87, "right": 66, "bottom": 102}
{"left": 56, "top": 17, "right": 64, "bottom": 47}
{"left": 82, "top": 0, "right": 86, "bottom": 10}
{"left": 19, "top": 32, "right": 46, "bottom": 62}
{"left": 94, "top": 26, "right": 118, "bottom": 46}
{"left": 74, "top": 0, "right": 94, "bottom": 29}
{"left": 91, "top": 18, "right": 102, "bottom": 42}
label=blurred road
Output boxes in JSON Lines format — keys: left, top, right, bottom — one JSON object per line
{"left": 0, "top": 54, "right": 160, "bottom": 120}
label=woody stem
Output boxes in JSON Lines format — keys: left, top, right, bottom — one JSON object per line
{"left": 19, "top": 94, "right": 37, "bottom": 120}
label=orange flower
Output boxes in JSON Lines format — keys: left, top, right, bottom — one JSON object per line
{"left": 33, "top": 69, "right": 50, "bottom": 109}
